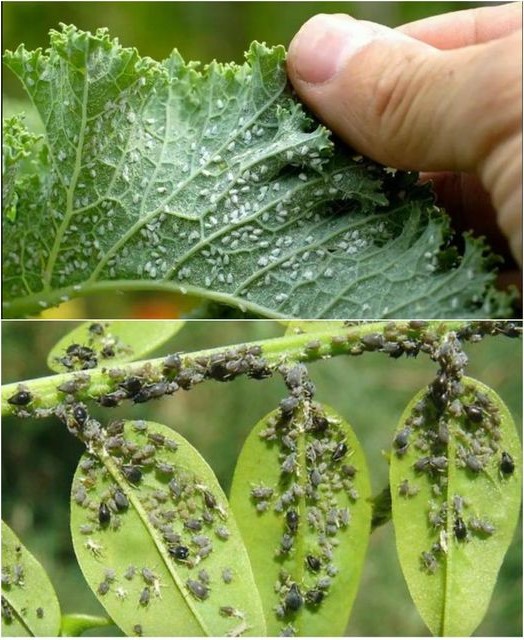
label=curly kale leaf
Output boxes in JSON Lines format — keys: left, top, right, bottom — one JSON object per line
{"left": 2, "top": 24, "right": 514, "bottom": 318}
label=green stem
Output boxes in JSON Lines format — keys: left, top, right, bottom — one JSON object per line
{"left": 0, "top": 321, "right": 473, "bottom": 417}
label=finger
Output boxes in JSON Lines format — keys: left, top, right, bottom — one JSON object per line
{"left": 287, "top": 15, "right": 521, "bottom": 173}
{"left": 397, "top": 2, "right": 521, "bottom": 49}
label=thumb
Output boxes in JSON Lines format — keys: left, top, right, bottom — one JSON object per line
{"left": 287, "top": 14, "right": 520, "bottom": 174}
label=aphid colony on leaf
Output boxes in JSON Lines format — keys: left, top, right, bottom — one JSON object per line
{"left": 72, "top": 419, "right": 250, "bottom": 619}
{"left": 255, "top": 365, "right": 362, "bottom": 633}
{"left": 395, "top": 334, "right": 511, "bottom": 575}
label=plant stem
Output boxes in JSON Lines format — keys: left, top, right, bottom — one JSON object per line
{"left": 0, "top": 321, "right": 488, "bottom": 417}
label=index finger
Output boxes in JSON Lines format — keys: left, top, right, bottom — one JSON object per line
{"left": 397, "top": 2, "right": 521, "bottom": 49}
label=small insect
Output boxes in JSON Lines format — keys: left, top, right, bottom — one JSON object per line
{"left": 215, "top": 525, "right": 230, "bottom": 540}
{"left": 220, "top": 605, "right": 244, "bottom": 618}
{"left": 198, "top": 569, "right": 210, "bottom": 584}
{"left": 133, "top": 623, "right": 143, "bottom": 636}
{"left": 98, "top": 502, "right": 111, "bottom": 526}
{"left": 306, "top": 555, "right": 321, "bottom": 572}
{"left": 500, "top": 451, "right": 515, "bottom": 475}
{"left": 280, "top": 396, "right": 299, "bottom": 417}
{"left": 284, "top": 583, "right": 303, "bottom": 612}
{"left": 13, "top": 564, "right": 24, "bottom": 586}
{"left": 184, "top": 518, "right": 203, "bottom": 532}
{"left": 163, "top": 353, "right": 182, "bottom": 373}
{"left": 331, "top": 442, "right": 348, "bottom": 462}
{"left": 105, "top": 568, "right": 116, "bottom": 583}
{"left": 250, "top": 486, "right": 274, "bottom": 500}
{"left": 454, "top": 517, "right": 468, "bottom": 541}
{"left": 85, "top": 538, "right": 104, "bottom": 557}
{"left": 72, "top": 405, "right": 88, "bottom": 427}
{"left": 139, "top": 587, "right": 150, "bottom": 606}
{"left": 465, "top": 405, "right": 484, "bottom": 423}
{"left": 2, "top": 596, "right": 14, "bottom": 624}
{"left": 36, "top": 607, "right": 44, "bottom": 619}
{"left": 113, "top": 490, "right": 129, "bottom": 511}
{"left": 398, "top": 479, "right": 419, "bottom": 498}
{"left": 122, "top": 465, "right": 142, "bottom": 484}
{"left": 469, "top": 517, "right": 495, "bottom": 536}
{"left": 7, "top": 389, "right": 33, "bottom": 406}
{"left": 169, "top": 545, "right": 190, "bottom": 561}
{"left": 186, "top": 578, "right": 209, "bottom": 600}
{"left": 164, "top": 438, "right": 178, "bottom": 452}
{"left": 281, "top": 453, "right": 297, "bottom": 474}
{"left": 360, "top": 333, "right": 384, "bottom": 350}
{"left": 305, "top": 589, "right": 324, "bottom": 606}
{"left": 280, "top": 533, "right": 294, "bottom": 554}
{"left": 393, "top": 427, "right": 411, "bottom": 454}
{"left": 98, "top": 580, "right": 110, "bottom": 595}
{"left": 222, "top": 567, "right": 234, "bottom": 584}
{"left": 465, "top": 454, "right": 483, "bottom": 473}
{"left": 115, "top": 586, "right": 128, "bottom": 600}
{"left": 286, "top": 510, "right": 299, "bottom": 533}
{"left": 156, "top": 461, "right": 175, "bottom": 476}
{"left": 124, "top": 565, "right": 136, "bottom": 580}
{"left": 421, "top": 551, "right": 437, "bottom": 573}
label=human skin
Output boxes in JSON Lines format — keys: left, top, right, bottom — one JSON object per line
{"left": 286, "top": 3, "right": 522, "bottom": 276}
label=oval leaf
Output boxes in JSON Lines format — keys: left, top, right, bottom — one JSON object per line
{"left": 229, "top": 401, "right": 372, "bottom": 636}
{"left": 47, "top": 321, "right": 185, "bottom": 373}
{"left": 1, "top": 521, "right": 61, "bottom": 636}
{"left": 70, "top": 420, "right": 266, "bottom": 637}
{"left": 390, "top": 376, "right": 521, "bottom": 636}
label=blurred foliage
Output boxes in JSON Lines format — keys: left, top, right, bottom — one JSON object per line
{"left": 2, "top": 321, "right": 521, "bottom": 636}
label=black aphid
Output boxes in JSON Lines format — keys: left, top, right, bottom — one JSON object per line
{"left": 72, "top": 405, "right": 88, "bottom": 427}
{"left": 98, "top": 502, "right": 111, "bottom": 526}
{"left": 139, "top": 587, "right": 150, "bottom": 606}
{"left": 393, "top": 427, "right": 410, "bottom": 453}
{"left": 305, "top": 589, "right": 324, "bottom": 606}
{"left": 361, "top": 333, "right": 384, "bottom": 350}
{"left": 184, "top": 518, "right": 203, "bottom": 532}
{"left": 88, "top": 322, "right": 105, "bottom": 335}
{"left": 98, "top": 580, "right": 110, "bottom": 595}
{"left": 163, "top": 353, "right": 182, "bottom": 373}
{"left": 7, "top": 389, "right": 32, "bottom": 406}
{"left": 284, "top": 583, "right": 303, "bottom": 612}
{"left": 454, "top": 517, "right": 467, "bottom": 540}
{"left": 306, "top": 555, "right": 321, "bottom": 572}
{"left": 169, "top": 545, "right": 190, "bottom": 560}
{"left": 186, "top": 578, "right": 209, "bottom": 600}
{"left": 286, "top": 510, "right": 299, "bottom": 533}
{"left": 36, "top": 607, "right": 44, "bottom": 619}
{"left": 114, "top": 490, "right": 129, "bottom": 511}
{"left": 331, "top": 442, "right": 348, "bottom": 462}
{"left": 119, "top": 377, "right": 143, "bottom": 397}
{"left": 133, "top": 624, "right": 143, "bottom": 636}
{"left": 500, "top": 451, "right": 515, "bottom": 475}
{"left": 122, "top": 465, "right": 142, "bottom": 483}
{"left": 465, "top": 405, "right": 483, "bottom": 423}
{"left": 280, "top": 396, "right": 299, "bottom": 416}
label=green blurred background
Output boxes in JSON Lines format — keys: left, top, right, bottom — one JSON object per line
{"left": 2, "top": 1, "right": 506, "bottom": 319}
{"left": 2, "top": 321, "right": 522, "bottom": 636}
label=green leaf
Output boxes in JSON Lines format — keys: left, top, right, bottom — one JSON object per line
{"left": 70, "top": 420, "right": 266, "bottom": 637}
{"left": 390, "top": 377, "right": 522, "bottom": 636}
{"left": 60, "top": 613, "right": 114, "bottom": 636}
{"left": 1, "top": 521, "right": 61, "bottom": 636}
{"left": 2, "top": 24, "right": 514, "bottom": 319}
{"left": 229, "top": 401, "right": 372, "bottom": 636}
{"left": 47, "top": 320, "right": 185, "bottom": 373}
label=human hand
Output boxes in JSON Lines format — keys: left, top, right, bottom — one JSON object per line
{"left": 287, "top": 3, "right": 522, "bottom": 273}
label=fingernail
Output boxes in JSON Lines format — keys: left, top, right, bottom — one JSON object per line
{"left": 289, "top": 14, "right": 380, "bottom": 84}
